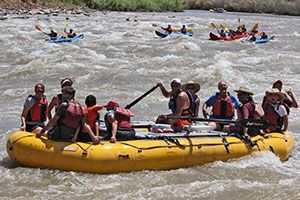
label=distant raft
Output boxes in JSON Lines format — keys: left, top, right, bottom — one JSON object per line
{"left": 253, "top": 38, "right": 270, "bottom": 44}
{"left": 6, "top": 129, "right": 294, "bottom": 174}
{"left": 47, "top": 34, "right": 84, "bottom": 43}
{"left": 209, "top": 32, "right": 251, "bottom": 41}
{"left": 155, "top": 30, "right": 193, "bottom": 38}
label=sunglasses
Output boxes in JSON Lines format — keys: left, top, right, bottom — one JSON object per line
{"left": 35, "top": 90, "right": 44, "bottom": 93}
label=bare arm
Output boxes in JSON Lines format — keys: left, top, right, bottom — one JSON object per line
{"left": 20, "top": 106, "right": 31, "bottom": 131}
{"left": 202, "top": 102, "right": 209, "bottom": 119}
{"left": 47, "top": 96, "right": 57, "bottom": 120}
{"left": 157, "top": 82, "right": 171, "bottom": 98}
{"left": 107, "top": 114, "right": 118, "bottom": 142}
{"left": 282, "top": 115, "right": 288, "bottom": 132}
{"left": 286, "top": 89, "right": 298, "bottom": 108}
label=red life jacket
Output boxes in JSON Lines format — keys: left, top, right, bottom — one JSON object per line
{"left": 263, "top": 102, "right": 283, "bottom": 128}
{"left": 27, "top": 95, "right": 48, "bottom": 123}
{"left": 61, "top": 101, "right": 87, "bottom": 129}
{"left": 84, "top": 105, "right": 102, "bottom": 133}
{"left": 212, "top": 94, "right": 234, "bottom": 118}
{"left": 115, "top": 107, "right": 134, "bottom": 129}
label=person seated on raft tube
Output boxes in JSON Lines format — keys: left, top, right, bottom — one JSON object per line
{"left": 181, "top": 81, "right": 201, "bottom": 117}
{"left": 262, "top": 80, "right": 298, "bottom": 115}
{"left": 236, "top": 25, "right": 247, "bottom": 35}
{"left": 180, "top": 25, "right": 187, "bottom": 34}
{"left": 47, "top": 78, "right": 73, "bottom": 120}
{"left": 63, "top": 28, "right": 76, "bottom": 38}
{"left": 263, "top": 88, "right": 288, "bottom": 133}
{"left": 103, "top": 100, "right": 135, "bottom": 143}
{"left": 202, "top": 81, "right": 240, "bottom": 131}
{"left": 77, "top": 94, "right": 103, "bottom": 142}
{"left": 156, "top": 79, "right": 197, "bottom": 131}
{"left": 20, "top": 83, "right": 48, "bottom": 135}
{"left": 37, "top": 86, "right": 100, "bottom": 144}
{"left": 260, "top": 32, "right": 268, "bottom": 40}
{"left": 218, "top": 29, "right": 227, "bottom": 37}
{"left": 47, "top": 29, "right": 58, "bottom": 40}
{"left": 226, "top": 86, "right": 261, "bottom": 144}
{"left": 161, "top": 24, "right": 173, "bottom": 34}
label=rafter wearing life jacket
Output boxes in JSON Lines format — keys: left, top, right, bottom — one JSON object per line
{"left": 83, "top": 105, "right": 102, "bottom": 133}
{"left": 59, "top": 100, "right": 87, "bottom": 129}
{"left": 168, "top": 90, "right": 195, "bottom": 117}
{"left": 105, "top": 107, "right": 134, "bottom": 132}
{"left": 262, "top": 95, "right": 290, "bottom": 115}
{"left": 212, "top": 92, "right": 234, "bottom": 119}
{"left": 263, "top": 102, "right": 284, "bottom": 132}
{"left": 26, "top": 95, "right": 48, "bottom": 123}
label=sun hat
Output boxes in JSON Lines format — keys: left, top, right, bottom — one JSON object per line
{"left": 182, "top": 81, "right": 201, "bottom": 93}
{"left": 266, "top": 88, "right": 285, "bottom": 100}
{"left": 234, "top": 86, "right": 254, "bottom": 95}
{"left": 272, "top": 79, "right": 282, "bottom": 87}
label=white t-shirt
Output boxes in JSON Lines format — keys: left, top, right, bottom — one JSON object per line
{"left": 272, "top": 103, "right": 287, "bottom": 117}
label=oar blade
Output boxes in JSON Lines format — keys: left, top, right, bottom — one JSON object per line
{"left": 152, "top": 23, "right": 158, "bottom": 27}
{"left": 210, "top": 22, "right": 217, "bottom": 29}
{"left": 240, "top": 119, "right": 268, "bottom": 129}
{"left": 35, "top": 24, "right": 42, "bottom": 31}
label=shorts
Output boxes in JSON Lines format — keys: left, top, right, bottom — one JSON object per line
{"left": 25, "top": 123, "right": 44, "bottom": 132}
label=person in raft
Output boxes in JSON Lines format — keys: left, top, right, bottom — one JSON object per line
{"left": 47, "top": 78, "right": 73, "bottom": 120}
{"left": 77, "top": 94, "right": 103, "bottom": 142}
{"left": 20, "top": 83, "right": 48, "bottom": 135}
{"left": 64, "top": 28, "right": 76, "bottom": 38}
{"left": 263, "top": 88, "right": 288, "bottom": 133}
{"left": 181, "top": 81, "right": 201, "bottom": 117}
{"left": 161, "top": 24, "right": 173, "bottom": 34}
{"left": 202, "top": 81, "right": 240, "bottom": 130}
{"left": 47, "top": 29, "right": 58, "bottom": 40}
{"left": 156, "top": 79, "right": 195, "bottom": 131}
{"left": 103, "top": 100, "right": 135, "bottom": 143}
{"left": 37, "top": 86, "right": 100, "bottom": 144}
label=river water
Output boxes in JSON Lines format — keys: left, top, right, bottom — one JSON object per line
{"left": 0, "top": 10, "right": 299, "bottom": 199}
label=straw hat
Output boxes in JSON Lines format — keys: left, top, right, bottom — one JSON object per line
{"left": 266, "top": 88, "right": 285, "bottom": 100}
{"left": 234, "top": 86, "right": 254, "bottom": 95}
{"left": 182, "top": 81, "right": 201, "bottom": 93}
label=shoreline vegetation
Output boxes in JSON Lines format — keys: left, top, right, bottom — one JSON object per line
{"left": 0, "top": 0, "right": 299, "bottom": 16}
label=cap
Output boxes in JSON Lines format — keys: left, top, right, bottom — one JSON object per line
{"left": 61, "top": 78, "right": 73, "bottom": 87}
{"left": 34, "top": 83, "right": 45, "bottom": 91}
{"left": 272, "top": 79, "right": 282, "bottom": 86}
{"left": 234, "top": 86, "right": 254, "bottom": 95}
{"left": 104, "top": 100, "right": 120, "bottom": 108}
{"left": 171, "top": 78, "right": 181, "bottom": 84}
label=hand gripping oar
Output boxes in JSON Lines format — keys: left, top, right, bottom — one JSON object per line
{"left": 125, "top": 85, "right": 159, "bottom": 109}
{"left": 166, "top": 116, "right": 269, "bottom": 129}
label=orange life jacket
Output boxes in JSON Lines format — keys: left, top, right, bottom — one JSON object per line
{"left": 60, "top": 101, "right": 87, "bottom": 129}
{"left": 212, "top": 94, "right": 234, "bottom": 118}
{"left": 26, "top": 95, "right": 48, "bottom": 123}
{"left": 84, "top": 105, "right": 102, "bottom": 133}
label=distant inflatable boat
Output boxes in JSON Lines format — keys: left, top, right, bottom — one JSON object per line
{"left": 210, "top": 8, "right": 226, "bottom": 13}
{"left": 47, "top": 34, "right": 84, "bottom": 43}
{"left": 253, "top": 38, "right": 270, "bottom": 44}
{"left": 7, "top": 128, "right": 294, "bottom": 174}
{"left": 155, "top": 30, "right": 193, "bottom": 38}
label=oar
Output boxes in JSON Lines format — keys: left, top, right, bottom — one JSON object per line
{"left": 220, "top": 23, "right": 229, "bottom": 32}
{"left": 125, "top": 85, "right": 159, "bottom": 109}
{"left": 210, "top": 22, "right": 219, "bottom": 31}
{"left": 166, "top": 116, "right": 269, "bottom": 129}
{"left": 35, "top": 24, "right": 48, "bottom": 35}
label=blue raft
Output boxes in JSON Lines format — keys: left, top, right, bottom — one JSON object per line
{"left": 48, "top": 34, "right": 84, "bottom": 43}
{"left": 253, "top": 38, "right": 270, "bottom": 44}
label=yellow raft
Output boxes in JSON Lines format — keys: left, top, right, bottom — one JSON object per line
{"left": 6, "top": 131, "right": 294, "bottom": 174}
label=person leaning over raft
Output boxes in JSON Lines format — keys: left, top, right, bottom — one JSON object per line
{"left": 156, "top": 79, "right": 194, "bottom": 131}
{"left": 161, "top": 24, "right": 173, "bottom": 34}
{"left": 103, "top": 100, "right": 135, "bottom": 143}
{"left": 202, "top": 81, "right": 240, "bottom": 130}
{"left": 263, "top": 88, "right": 288, "bottom": 133}
{"left": 227, "top": 86, "right": 259, "bottom": 146}
{"left": 64, "top": 28, "right": 76, "bottom": 38}
{"left": 20, "top": 83, "right": 48, "bottom": 135}
{"left": 181, "top": 81, "right": 201, "bottom": 117}
{"left": 37, "top": 86, "right": 100, "bottom": 144}
{"left": 47, "top": 78, "right": 73, "bottom": 120}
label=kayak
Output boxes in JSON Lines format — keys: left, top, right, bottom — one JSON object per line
{"left": 155, "top": 30, "right": 193, "bottom": 38}
{"left": 253, "top": 38, "right": 270, "bottom": 44}
{"left": 7, "top": 126, "right": 294, "bottom": 174}
{"left": 47, "top": 34, "right": 84, "bottom": 43}
{"left": 209, "top": 32, "right": 251, "bottom": 41}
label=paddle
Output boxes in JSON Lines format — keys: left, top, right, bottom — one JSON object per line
{"left": 220, "top": 23, "right": 229, "bottom": 32}
{"left": 166, "top": 116, "right": 269, "bottom": 129}
{"left": 210, "top": 22, "right": 219, "bottom": 31}
{"left": 125, "top": 85, "right": 159, "bottom": 109}
{"left": 35, "top": 24, "right": 48, "bottom": 35}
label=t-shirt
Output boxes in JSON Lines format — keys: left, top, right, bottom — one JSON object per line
{"left": 272, "top": 103, "right": 287, "bottom": 117}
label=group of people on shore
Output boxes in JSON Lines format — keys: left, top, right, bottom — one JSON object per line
{"left": 20, "top": 78, "right": 297, "bottom": 145}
